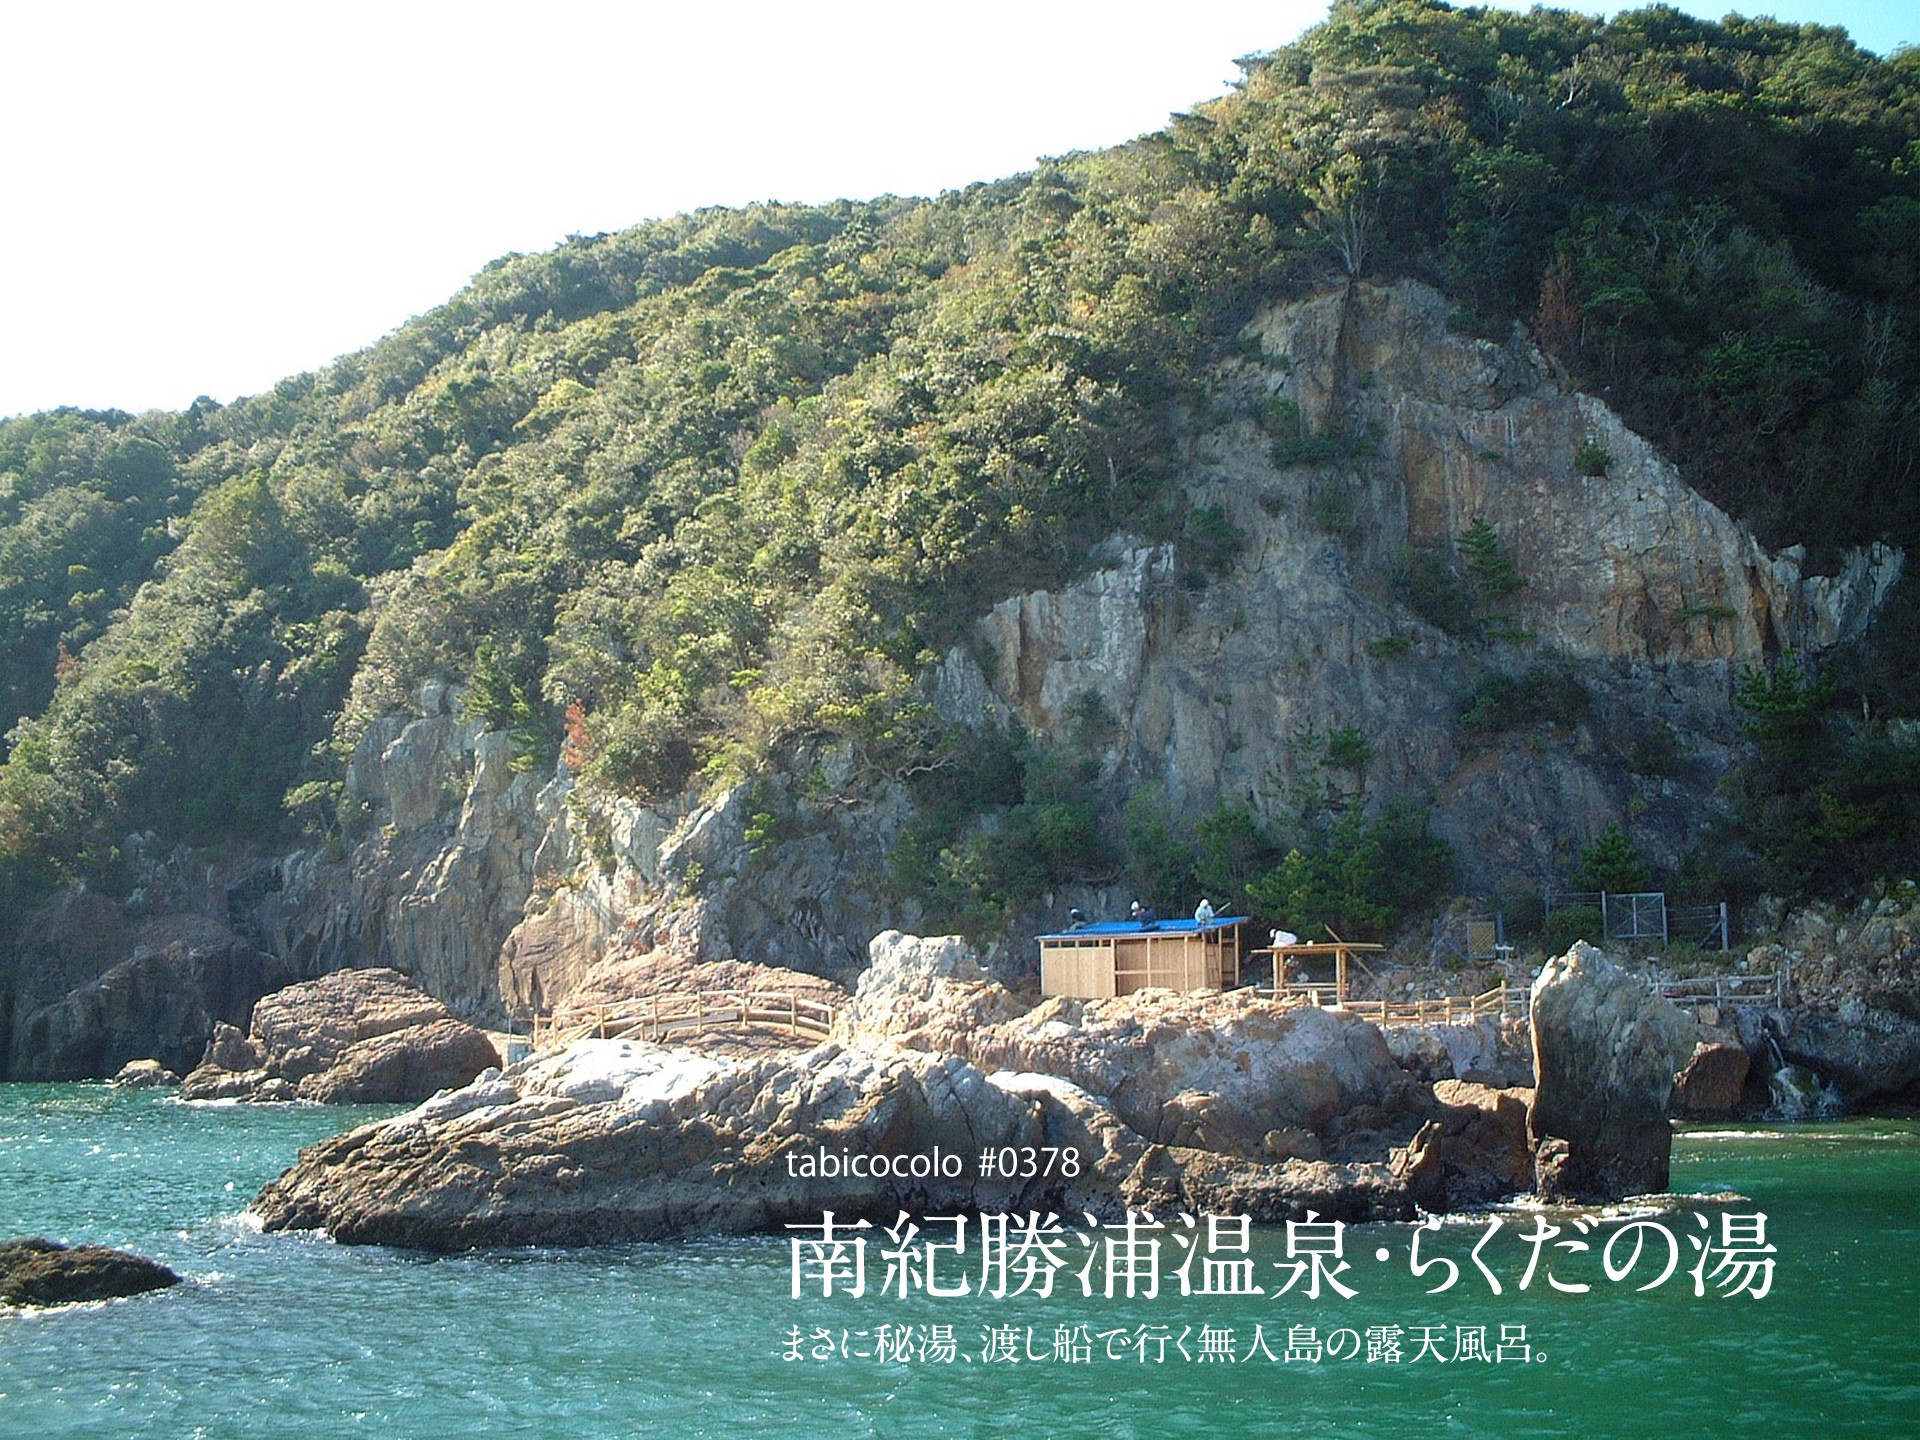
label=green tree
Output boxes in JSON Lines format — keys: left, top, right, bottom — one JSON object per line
{"left": 1574, "top": 823, "right": 1651, "bottom": 893}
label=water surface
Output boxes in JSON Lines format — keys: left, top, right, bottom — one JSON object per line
{"left": 1, "top": 1087, "right": 1913, "bottom": 1438}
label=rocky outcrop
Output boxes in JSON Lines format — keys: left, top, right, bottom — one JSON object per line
{"left": 181, "top": 968, "right": 499, "bottom": 1103}
{"left": 1671, "top": 1040, "right": 1752, "bottom": 1119}
{"left": 937, "top": 279, "right": 1899, "bottom": 902}
{"left": 252, "top": 933, "right": 1426, "bottom": 1248}
{"left": 1730, "top": 895, "right": 1920, "bottom": 1108}
{"left": 252, "top": 689, "right": 567, "bottom": 1017}
{"left": 1768, "top": 1002, "right": 1920, "bottom": 1108}
{"left": 1528, "top": 942, "right": 1696, "bottom": 1200}
{"left": 500, "top": 737, "right": 921, "bottom": 1005}
{"left": 0, "top": 1238, "right": 179, "bottom": 1307}
{"left": 262, "top": 932, "right": 1749, "bottom": 1248}
{"left": 3, "top": 906, "right": 297, "bottom": 1082}
{"left": 253, "top": 1030, "right": 1415, "bottom": 1249}
{"left": 110, "top": 1059, "right": 181, "bottom": 1088}
{"left": 1394, "top": 1080, "right": 1536, "bottom": 1213}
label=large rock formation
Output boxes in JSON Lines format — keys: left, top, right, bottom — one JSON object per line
{"left": 259, "top": 932, "right": 1760, "bottom": 1248}
{"left": 252, "top": 688, "right": 567, "bottom": 1016}
{"left": 1670, "top": 1039, "right": 1753, "bottom": 1120}
{"left": 1528, "top": 942, "right": 1696, "bottom": 1200}
{"left": 252, "top": 934, "right": 1425, "bottom": 1248}
{"left": 3, "top": 903, "right": 296, "bottom": 1082}
{"left": 181, "top": 968, "right": 499, "bottom": 1103}
{"left": 0, "top": 1238, "right": 179, "bottom": 1307}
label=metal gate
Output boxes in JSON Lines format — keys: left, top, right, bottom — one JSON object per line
{"left": 1603, "top": 891, "right": 1668, "bottom": 944}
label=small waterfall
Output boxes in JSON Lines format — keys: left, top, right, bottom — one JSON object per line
{"left": 1764, "top": 1034, "right": 1843, "bottom": 1119}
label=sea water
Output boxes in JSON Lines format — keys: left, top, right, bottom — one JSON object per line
{"left": 0, "top": 1085, "right": 1915, "bottom": 1439}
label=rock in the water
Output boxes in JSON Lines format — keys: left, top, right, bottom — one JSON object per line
{"left": 1528, "top": 942, "right": 1697, "bottom": 1200}
{"left": 181, "top": 969, "right": 499, "bottom": 1103}
{"left": 109, "top": 1059, "right": 181, "bottom": 1088}
{"left": 1671, "top": 1040, "right": 1752, "bottom": 1119}
{"left": 1392, "top": 1080, "right": 1536, "bottom": 1211}
{"left": 1769, "top": 1002, "right": 1920, "bottom": 1108}
{"left": 252, "top": 1030, "right": 1415, "bottom": 1249}
{"left": 0, "top": 1237, "right": 179, "bottom": 1307}
{"left": 252, "top": 933, "right": 1435, "bottom": 1249}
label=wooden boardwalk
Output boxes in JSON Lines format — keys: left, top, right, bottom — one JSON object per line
{"left": 533, "top": 989, "right": 841, "bottom": 1051}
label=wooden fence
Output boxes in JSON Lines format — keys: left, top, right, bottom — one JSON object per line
{"left": 1253, "top": 982, "right": 1523, "bottom": 1025}
{"left": 1654, "top": 967, "right": 1788, "bottom": 1008}
{"left": 533, "top": 990, "right": 841, "bottom": 1051}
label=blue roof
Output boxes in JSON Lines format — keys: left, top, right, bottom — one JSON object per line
{"left": 1036, "top": 916, "right": 1249, "bottom": 942}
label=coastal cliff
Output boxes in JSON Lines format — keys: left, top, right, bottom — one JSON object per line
{"left": 0, "top": 283, "right": 1903, "bottom": 1079}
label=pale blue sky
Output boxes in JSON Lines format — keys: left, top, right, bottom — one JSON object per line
{"left": 0, "top": 1, "right": 1909, "bottom": 421}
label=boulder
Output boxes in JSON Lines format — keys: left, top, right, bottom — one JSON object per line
{"left": 253, "top": 1032, "right": 1416, "bottom": 1249}
{"left": 1671, "top": 1040, "right": 1752, "bottom": 1119}
{"left": 0, "top": 1237, "right": 179, "bottom": 1307}
{"left": 109, "top": 1059, "right": 181, "bottom": 1088}
{"left": 181, "top": 968, "right": 499, "bottom": 1103}
{"left": 1527, "top": 942, "right": 1697, "bottom": 1200}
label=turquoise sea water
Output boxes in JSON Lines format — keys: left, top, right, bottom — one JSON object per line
{"left": 1, "top": 1086, "right": 1916, "bottom": 1439}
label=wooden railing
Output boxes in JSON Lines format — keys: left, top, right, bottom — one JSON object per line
{"left": 1254, "top": 982, "right": 1522, "bottom": 1026}
{"left": 1654, "top": 968, "right": 1788, "bottom": 1007}
{"left": 532, "top": 989, "right": 841, "bottom": 1051}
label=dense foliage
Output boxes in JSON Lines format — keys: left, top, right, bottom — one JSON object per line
{"left": 3, "top": 1, "right": 1918, "bottom": 916}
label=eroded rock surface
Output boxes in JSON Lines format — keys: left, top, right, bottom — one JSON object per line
{"left": 109, "top": 1059, "right": 181, "bottom": 1088}
{"left": 1528, "top": 942, "right": 1696, "bottom": 1200}
{"left": 0, "top": 1238, "right": 179, "bottom": 1307}
{"left": 252, "top": 934, "right": 1425, "bottom": 1247}
{"left": 181, "top": 968, "right": 499, "bottom": 1103}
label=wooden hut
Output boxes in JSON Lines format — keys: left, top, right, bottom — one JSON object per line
{"left": 1036, "top": 917, "right": 1248, "bottom": 999}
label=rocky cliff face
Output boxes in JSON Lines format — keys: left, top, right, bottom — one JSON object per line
{"left": 250, "top": 683, "right": 567, "bottom": 1017}
{"left": 5, "top": 282, "right": 1903, "bottom": 1070}
{"left": 2, "top": 685, "right": 561, "bottom": 1077}
{"left": 942, "top": 280, "right": 1898, "bottom": 893}
{"left": 488, "top": 282, "right": 1900, "bottom": 1012}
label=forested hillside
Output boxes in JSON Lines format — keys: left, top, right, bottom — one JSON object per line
{"left": 4, "top": 0, "right": 1919, "bottom": 932}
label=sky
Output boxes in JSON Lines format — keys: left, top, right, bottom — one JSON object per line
{"left": 0, "top": 0, "right": 1911, "bottom": 421}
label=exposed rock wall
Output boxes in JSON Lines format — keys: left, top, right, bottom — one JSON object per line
{"left": 3, "top": 905, "right": 296, "bottom": 1081}
{"left": 951, "top": 280, "right": 1899, "bottom": 895}
{"left": 252, "top": 686, "right": 567, "bottom": 1017}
